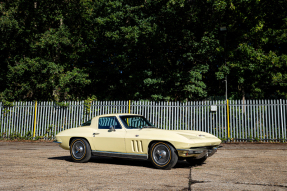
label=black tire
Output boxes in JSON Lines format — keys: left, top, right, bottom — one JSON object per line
{"left": 186, "top": 155, "right": 208, "bottom": 166}
{"left": 70, "top": 138, "right": 91, "bottom": 163}
{"left": 149, "top": 142, "right": 178, "bottom": 170}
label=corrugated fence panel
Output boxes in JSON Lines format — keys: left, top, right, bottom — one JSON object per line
{"left": 0, "top": 100, "right": 286, "bottom": 141}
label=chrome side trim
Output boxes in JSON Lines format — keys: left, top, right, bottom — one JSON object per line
{"left": 53, "top": 141, "right": 62, "bottom": 144}
{"left": 92, "top": 150, "right": 148, "bottom": 160}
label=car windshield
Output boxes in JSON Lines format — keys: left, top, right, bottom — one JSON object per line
{"left": 119, "top": 116, "right": 156, "bottom": 129}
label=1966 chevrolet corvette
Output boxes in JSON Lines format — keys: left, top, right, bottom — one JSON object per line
{"left": 55, "top": 114, "right": 221, "bottom": 170}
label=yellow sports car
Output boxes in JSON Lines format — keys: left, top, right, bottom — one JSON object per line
{"left": 55, "top": 114, "right": 221, "bottom": 170}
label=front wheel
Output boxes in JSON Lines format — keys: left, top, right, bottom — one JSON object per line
{"left": 70, "top": 138, "right": 91, "bottom": 163}
{"left": 149, "top": 142, "right": 178, "bottom": 170}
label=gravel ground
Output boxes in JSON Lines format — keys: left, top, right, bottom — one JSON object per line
{"left": 0, "top": 142, "right": 287, "bottom": 190}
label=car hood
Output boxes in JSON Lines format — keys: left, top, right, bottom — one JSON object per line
{"left": 173, "top": 130, "right": 219, "bottom": 139}
{"left": 138, "top": 128, "right": 218, "bottom": 138}
{"left": 129, "top": 128, "right": 221, "bottom": 147}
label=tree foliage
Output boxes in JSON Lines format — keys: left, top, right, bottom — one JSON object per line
{"left": 0, "top": 0, "right": 286, "bottom": 101}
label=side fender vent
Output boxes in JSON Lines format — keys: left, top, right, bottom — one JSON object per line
{"left": 131, "top": 140, "right": 144, "bottom": 153}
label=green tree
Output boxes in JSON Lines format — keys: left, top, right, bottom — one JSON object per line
{"left": 214, "top": 0, "right": 287, "bottom": 100}
{"left": 84, "top": 0, "right": 219, "bottom": 101}
{"left": 0, "top": 0, "right": 286, "bottom": 102}
{"left": 1, "top": 0, "right": 91, "bottom": 101}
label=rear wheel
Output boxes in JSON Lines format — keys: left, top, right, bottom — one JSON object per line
{"left": 70, "top": 138, "right": 91, "bottom": 163}
{"left": 149, "top": 142, "right": 178, "bottom": 170}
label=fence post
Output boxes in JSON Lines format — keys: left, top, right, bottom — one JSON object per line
{"left": 129, "top": 100, "right": 131, "bottom": 114}
{"left": 280, "top": 99, "right": 285, "bottom": 142}
{"left": 0, "top": 102, "right": 2, "bottom": 136}
{"left": 227, "top": 99, "right": 230, "bottom": 139}
{"left": 33, "top": 101, "right": 37, "bottom": 138}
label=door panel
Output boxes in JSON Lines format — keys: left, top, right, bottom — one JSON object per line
{"left": 92, "top": 117, "right": 126, "bottom": 153}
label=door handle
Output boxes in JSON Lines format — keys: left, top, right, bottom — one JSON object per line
{"left": 93, "top": 133, "right": 99, "bottom": 136}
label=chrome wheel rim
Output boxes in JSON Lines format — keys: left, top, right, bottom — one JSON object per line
{"left": 152, "top": 144, "right": 170, "bottom": 165}
{"left": 72, "top": 140, "right": 86, "bottom": 159}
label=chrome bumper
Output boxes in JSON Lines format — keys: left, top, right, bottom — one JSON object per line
{"left": 177, "top": 146, "right": 221, "bottom": 159}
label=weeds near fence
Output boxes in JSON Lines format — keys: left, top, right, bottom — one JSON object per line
{"left": 220, "top": 137, "right": 227, "bottom": 142}
{"left": 0, "top": 125, "right": 57, "bottom": 141}
{"left": 44, "top": 125, "right": 57, "bottom": 140}
{"left": 0, "top": 131, "right": 32, "bottom": 141}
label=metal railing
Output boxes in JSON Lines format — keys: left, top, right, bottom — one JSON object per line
{"left": 0, "top": 100, "right": 286, "bottom": 142}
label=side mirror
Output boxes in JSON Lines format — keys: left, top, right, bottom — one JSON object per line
{"left": 108, "top": 125, "right": 115, "bottom": 132}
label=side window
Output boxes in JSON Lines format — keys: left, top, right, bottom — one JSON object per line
{"left": 129, "top": 117, "right": 145, "bottom": 128}
{"left": 98, "top": 117, "right": 121, "bottom": 129}
{"left": 81, "top": 120, "right": 91, "bottom": 126}
{"left": 121, "top": 117, "right": 146, "bottom": 128}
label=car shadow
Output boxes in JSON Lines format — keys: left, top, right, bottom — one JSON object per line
{"left": 48, "top": 156, "right": 72, "bottom": 162}
{"left": 48, "top": 156, "right": 195, "bottom": 169}
{"left": 174, "top": 160, "right": 202, "bottom": 168}
{"left": 90, "top": 156, "right": 155, "bottom": 169}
